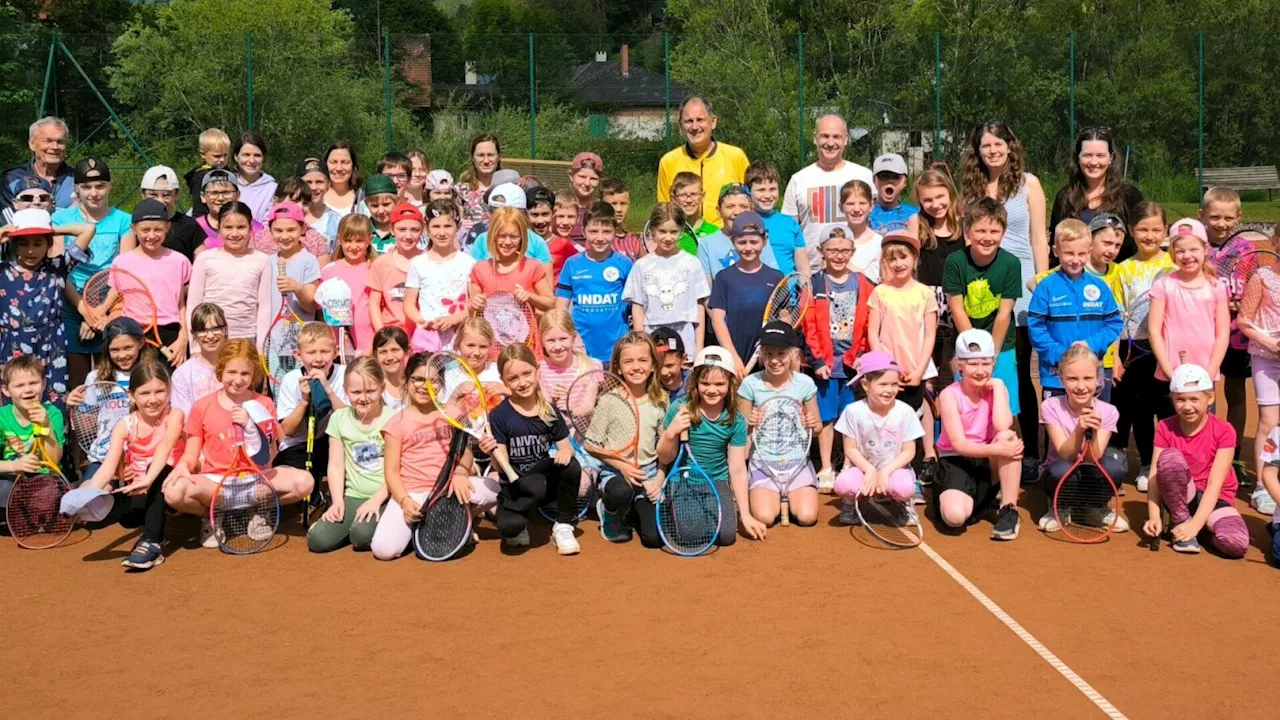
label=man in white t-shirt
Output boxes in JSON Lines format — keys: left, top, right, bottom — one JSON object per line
{"left": 782, "top": 114, "right": 874, "bottom": 273}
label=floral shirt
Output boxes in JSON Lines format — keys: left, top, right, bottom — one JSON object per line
{"left": 0, "top": 248, "right": 86, "bottom": 406}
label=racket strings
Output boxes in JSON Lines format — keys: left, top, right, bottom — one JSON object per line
{"left": 417, "top": 497, "right": 471, "bottom": 560}
{"left": 264, "top": 319, "right": 304, "bottom": 379}
{"left": 659, "top": 476, "right": 719, "bottom": 553}
{"left": 1054, "top": 464, "right": 1116, "bottom": 541}
{"left": 765, "top": 278, "right": 813, "bottom": 325}
{"left": 583, "top": 393, "right": 638, "bottom": 454}
{"left": 1240, "top": 268, "right": 1280, "bottom": 335}
{"left": 69, "top": 383, "right": 132, "bottom": 458}
{"left": 212, "top": 473, "right": 279, "bottom": 554}
{"left": 856, "top": 497, "right": 922, "bottom": 548}
{"left": 7, "top": 474, "right": 71, "bottom": 546}
{"left": 484, "top": 295, "right": 534, "bottom": 347}
{"left": 754, "top": 407, "right": 808, "bottom": 465}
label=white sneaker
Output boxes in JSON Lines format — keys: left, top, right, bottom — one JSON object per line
{"left": 199, "top": 518, "right": 220, "bottom": 549}
{"left": 503, "top": 528, "right": 531, "bottom": 547}
{"left": 1251, "top": 486, "right": 1278, "bottom": 515}
{"left": 551, "top": 522, "right": 580, "bottom": 556}
{"left": 246, "top": 513, "right": 274, "bottom": 542}
{"left": 817, "top": 468, "right": 836, "bottom": 495}
{"left": 1136, "top": 466, "right": 1150, "bottom": 493}
{"left": 1102, "top": 509, "right": 1130, "bottom": 532}
{"left": 1038, "top": 509, "right": 1063, "bottom": 533}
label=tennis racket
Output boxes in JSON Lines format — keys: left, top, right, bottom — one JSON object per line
{"left": 853, "top": 494, "right": 924, "bottom": 549}
{"left": 1238, "top": 261, "right": 1280, "bottom": 351}
{"left": 68, "top": 381, "right": 131, "bottom": 461}
{"left": 5, "top": 427, "right": 73, "bottom": 549}
{"left": 743, "top": 272, "right": 813, "bottom": 374}
{"left": 750, "top": 397, "right": 810, "bottom": 527}
{"left": 301, "top": 403, "right": 316, "bottom": 528}
{"left": 656, "top": 430, "right": 723, "bottom": 556}
{"left": 209, "top": 425, "right": 280, "bottom": 555}
{"left": 423, "top": 351, "right": 520, "bottom": 481}
{"left": 482, "top": 291, "right": 539, "bottom": 354}
{"left": 545, "top": 370, "right": 640, "bottom": 522}
{"left": 1117, "top": 270, "right": 1173, "bottom": 365}
{"left": 262, "top": 258, "right": 305, "bottom": 387}
{"left": 413, "top": 428, "right": 473, "bottom": 561}
{"left": 1050, "top": 428, "right": 1121, "bottom": 543}
{"left": 81, "top": 267, "right": 174, "bottom": 359}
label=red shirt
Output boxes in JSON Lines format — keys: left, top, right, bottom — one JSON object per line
{"left": 469, "top": 258, "right": 547, "bottom": 296}
{"left": 547, "top": 236, "right": 579, "bottom": 280}
{"left": 1154, "top": 414, "right": 1239, "bottom": 504}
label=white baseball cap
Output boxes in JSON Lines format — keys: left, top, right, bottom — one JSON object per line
{"left": 873, "top": 153, "right": 909, "bottom": 176}
{"left": 954, "top": 329, "right": 996, "bottom": 360}
{"left": 315, "top": 278, "right": 353, "bottom": 327}
{"left": 140, "top": 165, "right": 180, "bottom": 192}
{"left": 487, "top": 182, "right": 527, "bottom": 210}
{"left": 1170, "top": 363, "right": 1213, "bottom": 393}
{"left": 694, "top": 345, "right": 736, "bottom": 374}
{"left": 60, "top": 486, "right": 115, "bottom": 523}
{"left": 8, "top": 208, "right": 53, "bottom": 237}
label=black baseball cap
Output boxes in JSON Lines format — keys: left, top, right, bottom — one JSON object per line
{"left": 74, "top": 158, "right": 111, "bottom": 184}
{"left": 651, "top": 327, "right": 685, "bottom": 356}
{"left": 527, "top": 186, "right": 556, "bottom": 209}
{"left": 131, "top": 199, "right": 169, "bottom": 223}
{"left": 758, "top": 321, "right": 798, "bottom": 348}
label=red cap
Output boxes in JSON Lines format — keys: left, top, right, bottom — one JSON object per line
{"left": 571, "top": 152, "right": 603, "bottom": 174}
{"left": 390, "top": 203, "right": 423, "bottom": 225}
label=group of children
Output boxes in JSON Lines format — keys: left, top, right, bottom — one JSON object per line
{"left": 1, "top": 129, "right": 1278, "bottom": 571}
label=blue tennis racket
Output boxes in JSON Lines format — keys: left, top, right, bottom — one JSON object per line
{"left": 656, "top": 431, "right": 723, "bottom": 556}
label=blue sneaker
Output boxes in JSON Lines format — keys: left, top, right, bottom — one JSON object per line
{"left": 121, "top": 540, "right": 165, "bottom": 571}
{"left": 1173, "top": 537, "right": 1202, "bottom": 554}
{"left": 596, "top": 499, "right": 632, "bottom": 543}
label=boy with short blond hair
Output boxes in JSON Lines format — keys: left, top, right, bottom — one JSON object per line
{"left": 670, "top": 172, "right": 717, "bottom": 254}
{"left": 274, "top": 321, "right": 349, "bottom": 487}
{"left": 185, "top": 128, "right": 231, "bottom": 217}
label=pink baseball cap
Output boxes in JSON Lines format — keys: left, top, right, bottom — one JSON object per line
{"left": 266, "top": 201, "right": 305, "bottom": 226}
{"left": 571, "top": 152, "right": 603, "bottom": 174}
{"left": 851, "top": 350, "right": 902, "bottom": 382}
{"left": 1167, "top": 218, "right": 1208, "bottom": 243}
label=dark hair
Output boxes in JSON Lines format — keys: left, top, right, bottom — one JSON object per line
{"left": 1132, "top": 200, "right": 1167, "bottom": 228}
{"left": 216, "top": 201, "right": 254, "bottom": 226}
{"left": 460, "top": 133, "right": 502, "bottom": 186}
{"left": 274, "top": 177, "right": 311, "bottom": 204}
{"left": 584, "top": 201, "right": 618, "bottom": 229}
{"left": 234, "top": 132, "right": 267, "bottom": 159}
{"left": 376, "top": 152, "right": 412, "bottom": 175}
{"left": 425, "top": 198, "right": 459, "bottom": 223}
{"left": 404, "top": 351, "right": 432, "bottom": 380}
{"left": 961, "top": 120, "right": 1028, "bottom": 204}
{"left": 646, "top": 202, "right": 686, "bottom": 233}
{"left": 372, "top": 325, "right": 410, "bottom": 353}
{"left": 1063, "top": 126, "right": 1126, "bottom": 218}
{"left": 599, "top": 177, "right": 629, "bottom": 197}
{"left": 527, "top": 186, "right": 556, "bottom": 210}
{"left": 129, "top": 360, "right": 172, "bottom": 391}
{"left": 963, "top": 196, "right": 1008, "bottom": 231}
{"left": 323, "top": 140, "right": 364, "bottom": 191}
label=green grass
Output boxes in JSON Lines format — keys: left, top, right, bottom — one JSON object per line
{"left": 1163, "top": 200, "right": 1280, "bottom": 224}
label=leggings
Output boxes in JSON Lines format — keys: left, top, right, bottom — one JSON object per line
{"left": 306, "top": 494, "right": 381, "bottom": 553}
{"left": 496, "top": 456, "right": 584, "bottom": 539}
{"left": 1016, "top": 327, "right": 1040, "bottom": 455}
{"left": 370, "top": 477, "right": 501, "bottom": 560}
{"left": 107, "top": 467, "right": 170, "bottom": 544}
{"left": 1155, "top": 450, "right": 1249, "bottom": 558}
{"left": 832, "top": 467, "right": 915, "bottom": 502}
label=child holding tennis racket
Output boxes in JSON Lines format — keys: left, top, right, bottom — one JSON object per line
{"left": 404, "top": 200, "right": 475, "bottom": 353}
{"left": 308, "top": 357, "right": 395, "bottom": 553}
{"left": 368, "top": 203, "right": 426, "bottom": 337}
{"left": 555, "top": 202, "right": 633, "bottom": 363}
{"left": 868, "top": 231, "right": 939, "bottom": 487}
{"left": 833, "top": 351, "right": 925, "bottom": 525}
{"left": 802, "top": 226, "right": 875, "bottom": 492}
{"left": 373, "top": 352, "right": 499, "bottom": 561}
{"left": 165, "top": 340, "right": 314, "bottom": 548}
{"left": 1238, "top": 238, "right": 1280, "bottom": 505}
{"left": 468, "top": 206, "right": 556, "bottom": 313}
{"left": 172, "top": 303, "right": 227, "bottom": 415}
{"left": 537, "top": 310, "right": 601, "bottom": 409}
{"left": 1108, "top": 204, "right": 1176, "bottom": 484}
{"left": 104, "top": 198, "right": 191, "bottom": 360}
{"left": 267, "top": 202, "right": 322, "bottom": 323}
{"left": 320, "top": 214, "right": 376, "bottom": 352}
{"left": 1201, "top": 189, "right": 1251, "bottom": 478}
{"left": 488, "top": 344, "right": 584, "bottom": 555}
{"left": 66, "top": 317, "right": 151, "bottom": 473}
{"left": 372, "top": 326, "right": 410, "bottom": 411}
{"left": 274, "top": 323, "right": 349, "bottom": 489}
{"left": 80, "top": 361, "right": 185, "bottom": 570}
{"left": 1036, "top": 345, "right": 1128, "bottom": 533}
{"left": 934, "top": 329, "right": 1025, "bottom": 540}
{"left": 1143, "top": 364, "right": 1249, "bottom": 556}
{"left": 593, "top": 332, "right": 668, "bottom": 544}
{"left": 187, "top": 201, "right": 274, "bottom": 350}
{"left": 658, "top": 347, "right": 768, "bottom": 542}
{"left": 626, "top": 203, "right": 712, "bottom": 361}
{"left": 708, "top": 211, "right": 783, "bottom": 377}
{"left": 0, "top": 357, "right": 67, "bottom": 486}
{"left": 738, "top": 323, "right": 821, "bottom": 525}
{"left": 1148, "top": 220, "right": 1230, "bottom": 385}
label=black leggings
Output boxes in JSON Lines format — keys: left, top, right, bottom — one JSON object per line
{"left": 496, "top": 456, "right": 584, "bottom": 537}
{"left": 1108, "top": 350, "right": 1172, "bottom": 466}
{"left": 110, "top": 467, "right": 171, "bottom": 543}
{"left": 1015, "top": 327, "right": 1040, "bottom": 455}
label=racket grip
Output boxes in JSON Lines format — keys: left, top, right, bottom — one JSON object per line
{"left": 780, "top": 499, "right": 790, "bottom": 527}
{"left": 277, "top": 257, "right": 287, "bottom": 278}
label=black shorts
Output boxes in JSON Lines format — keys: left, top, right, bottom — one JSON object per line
{"left": 1221, "top": 346, "right": 1252, "bottom": 379}
{"left": 936, "top": 455, "right": 997, "bottom": 507}
{"left": 899, "top": 383, "right": 926, "bottom": 412}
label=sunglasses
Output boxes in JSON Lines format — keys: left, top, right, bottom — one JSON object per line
{"left": 16, "top": 193, "right": 50, "bottom": 203}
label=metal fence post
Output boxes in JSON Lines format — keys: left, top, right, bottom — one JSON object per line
{"left": 528, "top": 33, "right": 536, "bottom": 159}
{"left": 1068, "top": 32, "right": 1076, "bottom": 143}
{"left": 934, "top": 33, "right": 941, "bottom": 159}
{"left": 1198, "top": 31, "right": 1205, "bottom": 197}
{"left": 246, "top": 33, "right": 254, "bottom": 131}
{"left": 38, "top": 32, "right": 56, "bottom": 119}
{"left": 797, "top": 31, "right": 805, "bottom": 168}
{"left": 384, "top": 32, "right": 393, "bottom": 153}
{"left": 664, "top": 32, "right": 672, "bottom": 151}
{"left": 56, "top": 41, "right": 152, "bottom": 166}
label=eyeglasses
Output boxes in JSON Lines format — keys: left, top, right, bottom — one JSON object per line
{"left": 408, "top": 374, "right": 429, "bottom": 384}
{"left": 823, "top": 248, "right": 854, "bottom": 256}
{"left": 16, "top": 193, "right": 50, "bottom": 203}
{"left": 205, "top": 189, "right": 237, "bottom": 199}
{"left": 675, "top": 190, "right": 704, "bottom": 202}
{"left": 385, "top": 172, "right": 409, "bottom": 181}
{"left": 194, "top": 326, "right": 226, "bottom": 339}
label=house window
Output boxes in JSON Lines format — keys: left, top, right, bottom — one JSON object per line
{"left": 909, "top": 131, "right": 923, "bottom": 148}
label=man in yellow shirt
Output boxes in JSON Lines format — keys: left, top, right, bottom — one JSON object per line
{"left": 656, "top": 97, "right": 749, "bottom": 227}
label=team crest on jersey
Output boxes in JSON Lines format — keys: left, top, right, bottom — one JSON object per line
{"left": 603, "top": 266, "right": 620, "bottom": 282}
{"left": 1083, "top": 284, "right": 1101, "bottom": 302}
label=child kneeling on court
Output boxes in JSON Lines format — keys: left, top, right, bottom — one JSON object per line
{"left": 1036, "top": 345, "right": 1128, "bottom": 534}
{"left": 934, "top": 329, "right": 1025, "bottom": 540}
{"left": 1142, "top": 364, "right": 1249, "bottom": 556}
{"left": 275, "top": 323, "right": 348, "bottom": 495}
{"left": 308, "top": 358, "right": 395, "bottom": 553}
{"left": 833, "top": 351, "right": 923, "bottom": 526}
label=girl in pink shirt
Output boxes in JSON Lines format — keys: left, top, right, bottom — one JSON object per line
{"left": 187, "top": 202, "right": 273, "bottom": 352}
{"left": 110, "top": 207, "right": 191, "bottom": 361}
{"left": 321, "top": 214, "right": 376, "bottom": 352}
{"left": 468, "top": 207, "right": 555, "bottom": 312}
{"left": 1148, "top": 222, "right": 1230, "bottom": 383}
{"left": 367, "top": 204, "right": 424, "bottom": 338}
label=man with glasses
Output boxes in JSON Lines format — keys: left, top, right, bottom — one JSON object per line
{"left": 656, "top": 97, "right": 750, "bottom": 227}
{"left": 782, "top": 114, "right": 874, "bottom": 273}
{"left": 1, "top": 117, "right": 75, "bottom": 212}
{"left": 137, "top": 165, "right": 205, "bottom": 261}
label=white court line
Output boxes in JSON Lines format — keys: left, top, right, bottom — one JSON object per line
{"left": 915, "top": 539, "right": 1129, "bottom": 720}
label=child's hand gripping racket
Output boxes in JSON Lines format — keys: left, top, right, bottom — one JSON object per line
{"left": 81, "top": 268, "right": 176, "bottom": 361}
{"left": 413, "top": 427, "right": 473, "bottom": 562}
{"left": 263, "top": 258, "right": 306, "bottom": 388}
{"left": 1050, "top": 426, "right": 1121, "bottom": 543}
{"left": 743, "top": 273, "right": 813, "bottom": 374}
{"left": 67, "top": 381, "right": 131, "bottom": 463}
{"left": 655, "top": 410, "right": 724, "bottom": 557}
{"left": 6, "top": 426, "right": 73, "bottom": 550}
{"left": 482, "top": 291, "right": 539, "bottom": 356}
{"left": 750, "top": 397, "right": 810, "bottom": 527}
{"left": 209, "top": 424, "right": 281, "bottom": 555}
{"left": 423, "top": 351, "right": 520, "bottom": 482}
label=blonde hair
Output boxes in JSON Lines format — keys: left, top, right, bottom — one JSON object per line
{"left": 609, "top": 331, "right": 668, "bottom": 411}
{"left": 553, "top": 190, "right": 579, "bottom": 211}
{"left": 538, "top": 310, "right": 591, "bottom": 366}
{"left": 839, "top": 179, "right": 873, "bottom": 205}
{"left": 881, "top": 240, "right": 917, "bottom": 262}
{"left": 497, "top": 344, "right": 555, "bottom": 423}
{"left": 298, "top": 322, "right": 337, "bottom": 348}
{"left": 1202, "top": 187, "right": 1241, "bottom": 213}
{"left": 913, "top": 169, "right": 960, "bottom": 251}
{"left": 216, "top": 339, "right": 264, "bottom": 387}
{"left": 199, "top": 127, "right": 231, "bottom": 154}
{"left": 344, "top": 355, "right": 385, "bottom": 390}
{"left": 486, "top": 206, "right": 530, "bottom": 258}
{"left": 456, "top": 316, "right": 495, "bottom": 348}
{"left": 336, "top": 213, "right": 374, "bottom": 262}
{"left": 1054, "top": 218, "right": 1091, "bottom": 247}
{"left": 1058, "top": 343, "right": 1100, "bottom": 374}
{"left": 1169, "top": 233, "right": 1217, "bottom": 282}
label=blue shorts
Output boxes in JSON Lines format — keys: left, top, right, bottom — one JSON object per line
{"left": 816, "top": 376, "right": 855, "bottom": 424}
{"left": 995, "top": 349, "right": 1020, "bottom": 416}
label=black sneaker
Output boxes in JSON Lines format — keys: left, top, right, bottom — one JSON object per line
{"left": 919, "top": 457, "right": 939, "bottom": 487}
{"left": 991, "top": 504, "right": 1020, "bottom": 541}
{"left": 122, "top": 540, "right": 165, "bottom": 571}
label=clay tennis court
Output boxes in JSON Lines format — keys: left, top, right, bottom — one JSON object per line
{"left": 2, "top": 386, "right": 1277, "bottom": 719}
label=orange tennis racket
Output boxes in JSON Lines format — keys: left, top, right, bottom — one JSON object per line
{"left": 81, "top": 267, "right": 174, "bottom": 359}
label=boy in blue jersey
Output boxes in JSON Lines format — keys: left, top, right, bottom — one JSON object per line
{"left": 1027, "top": 219, "right": 1123, "bottom": 397}
{"left": 555, "top": 201, "right": 633, "bottom": 363}
{"left": 869, "top": 153, "right": 918, "bottom": 233}
{"left": 746, "top": 160, "right": 808, "bottom": 278}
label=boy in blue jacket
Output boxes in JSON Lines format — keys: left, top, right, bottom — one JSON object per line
{"left": 1027, "top": 219, "right": 1123, "bottom": 397}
